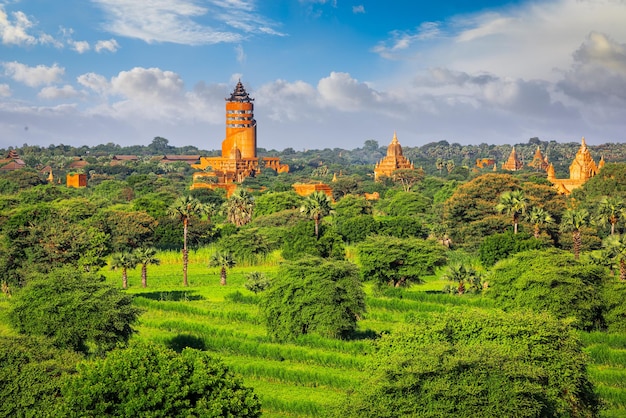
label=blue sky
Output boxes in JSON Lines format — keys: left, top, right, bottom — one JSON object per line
{"left": 1, "top": 0, "right": 626, "bottom": 151}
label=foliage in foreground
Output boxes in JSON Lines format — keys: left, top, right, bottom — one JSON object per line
{"left": 338, "top": 309, "right": 599, "bottom": 418}
{"left": 0, "top": 336, "right": 82, "bottom": 418}
{"left": 8, "top": 266, "right": 142, "bottom": 355}
{"left": 486, "top": 249, "right": 607, "bottom": 330}
{"left": 58, "top": 342, "right": 261, "bottom": 417}
{"left": 260, "top": 257, "right": 366, "bottom": 341}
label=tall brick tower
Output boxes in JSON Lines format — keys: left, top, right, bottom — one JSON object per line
{"left": 222, "top": 81, "right": 256, "bottom": 159}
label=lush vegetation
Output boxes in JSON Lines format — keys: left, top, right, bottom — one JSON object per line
{"left": 1, "top": 138, "right": 626, "bottom": 417}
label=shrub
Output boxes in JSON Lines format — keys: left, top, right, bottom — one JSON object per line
{"left": 479, "top": 231, "right": 547, "bottom": 267}
{"left": 58, "top": 343, "right": 261, "bottom": 417}
{"left": 486, "top": 249, "right": 607, "bottom": 330}
{"left": 260, "top": 257, "right": 365, "bottom": 341}
{"left": 338, "top": 309, "right": 599, "bottom": 418}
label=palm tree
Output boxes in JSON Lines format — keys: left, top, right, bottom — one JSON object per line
{"left": 226, "top": 188, "right": 254, "bottom": 226}
{"left": 561, "top": 208, "right": 590, "bottom": 260}
{"left": 526, "top": 206, "right": 554, "bottom": 239}
{"left": 167, "top": 196, "right": 208, "bottom": 286}
{"left": 209, "top": 252, "right": 236, "bottom": 286}
{"left": 603, "top": 234, "right": 626, "bottom": 281}
{"left": 496, "top": 190, "right": 528, "bottom": 234}
{"left": 596, "top": 196, "right": 625, "bottom": 236}
{"left": 300, "top": 191, "right": 334, "bottom": 239}
{"left": 134, "top": 247, "right": 160, "bottom": 288}
{"left": 110, "top": 251, "right": 138, "bottom": 289}
{"left": 441, "top": 264, "right": 483, "bottom": 295}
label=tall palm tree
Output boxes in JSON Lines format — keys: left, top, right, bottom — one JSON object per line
{"left": 603, "top": 234, "right": 626, "bottom": 281}
{"left": 526, "top": 206, "right": 554, "bottom": 239}
{"left": 300, "top": 191, "right": 334, "bottom": 239}
{"left": 561, "top": 208, "right": 590, "bottom": 260}
{"left": 226, "top": 188, "right": 254, "bottom": 226}
{"left": 209, "top": 252, "right": 236, "bottom": 286}
{"left": 167, "top": 196, "right": 207, "bottom": 286}
{"left": 134, "top": 247, "right": 160, "bottom": 288}
{"left": 110, "top": 251, "right": 137, "bottom": 289}
{"left": 596, "top": 196, "right": 625, "bottom": 236}
{"left": 496, "top": 190, "right": 528, "bottom": 234}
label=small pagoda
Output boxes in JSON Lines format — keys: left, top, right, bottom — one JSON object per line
{"left": 501, "top": 146, "right": 523, "bottom": 171}
{"left": 374, "top": 132, "right": 415, "bottom": 180}
{"left": 527, "top": 146, "right": 549, "bottom": 171}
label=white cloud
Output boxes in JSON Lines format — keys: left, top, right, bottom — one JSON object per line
{"left": 77, "top": 72, "right": 110, "bottom": 95}
{"left": 353, "top": 5, "right": 365, "bottom": 14}
{"left": 95, "top": 38, "right": 120, "bottom": 52}
{"left": 92, "top": 0, "right": 283, "bottom": 45}
{"left": 372, "top": 22, "right": 441, "bottom": 59}
{"left": 0, "top": 83, "right": 10, "bottom": 97}
{"left": 2, "top": 62, "right": 64, "bottom": 87}
{"left": 235, "top": 44, "right": 246, "bottom": 64}
{"left": 0, "top": 8, "right": 37, "bottom": 45}
{"left": 38, "top": 85, "right": 81, "bottom": 100}
{"left": 110, "top": 67, "right": 185, "bottom": 102}
{"left": 317, "top": 72, "right": 383, "bottom": 110}
{"left": 71, "top": 40, "right": 91, "bottom": 53}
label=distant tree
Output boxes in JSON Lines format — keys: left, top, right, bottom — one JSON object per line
{"left": 110, "top": 251, "right": 138, "bottom": 289}
{"left": 254, "top": 191, "right": 301, "bottom": 216}
{"left": 526, "top": 206, "right": 554, "bottom": 239}
{"left": 260, "top": 257, "right": 365, "bottom": 341}
{"left": 561, "top": 208, "right": 590, "bottom": 260}
{"left": 338, "top": 309, "right": 600, "bottom": 417}
{"left": 595, "top": 196, "right": 625, "bottom": 236}
{"left": 435, "top": 158, "right": 444, "bottom": 175}
{"left": 602, "top": 234, "right": 626, "bottom": 281}
{"left": 167, "top": 196, "right": 208, "bottom": 286}
{"left": 282, "top": 221, "right": 345, "bottom": 260}
{"left": 58, "top": 343, "right": 261, "bottom": 417}
{"left": 226, "top": 188, "right": 255, "bottom": 226}
{"left": 441, "top": 264, "right": 483, "bottom": 295}
{"left": 300, "top": 191, "right": 334, "bottom": 239}
{"left": 445, "top": 159, "right": 455, "bottom": 174}
{"left": 134, "top": 247, "right": 160, "bottom": 288}
{"left": 209, "top": 251, "right": 236, "bottom": 286}
{"left": 479, "top": 231, "right": 546, "bottom": 267}
{"left": 496, "top": 190, "right": 528, "bottom": 234}
{"left": 392, "top": 168, "right": 425, "bottom": 192}
{"left": 8, "top": 266, "right": 141, "bottom": 355}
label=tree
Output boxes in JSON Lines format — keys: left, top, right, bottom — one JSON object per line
{"left": 260, "top": 257, "right": 365, "bottom": 341}
{"left": 486, "top": 248, "right": 606, "bottom": 330}
{"left": 8, "top": 266, "right": 141, "bottom": 355}
{"left": 225, "top": 188, "right": 254, "bottom": 226}
{"left": 602, "top": 234, "right": 626, "bottom": 281}
{"left": 357, "top": 236, "right": 447, "bottom": 288}
{"left": 134, "top": 247, "right": 160, "bottom": 288}
{"left": 300, "top": 191, "right": 334, "bottom": 239}
{"left": 244, "top": 271, "right": 270, "bottom": 294}
{"left": 338, "top": 309, "right": 599, "bottom": 417}
{"left": 392, "top": 168, "right": 425, "bottom": 192}
{"left": 441, "top": 263, "right": 483, "bottom": 295}
{"left": 209, "top": 251, "right": 236, "bottom": 286}
{"left": 526, "top": 206, "right": 554, "bottom": 239}
{"left": 110, "top": 251, "right": 138, "bottom": 289}
{"left": 167, "top": 196, "right": 208, "bottom": 286}
{"left": 561, "top": 208, "right": 590, "bottom": 260}
{"left": 58, "top": 343, "right": 261, "bottom": 417}
{"left": 596, "top": 196, "right": 625, "bottom": 236}
{"left": 496, "top": 189, "right": 528, "bottom": 234}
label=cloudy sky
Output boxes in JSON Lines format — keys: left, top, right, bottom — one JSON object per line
{"left": 1, "top": 0, "right": 625, "bottom": 151}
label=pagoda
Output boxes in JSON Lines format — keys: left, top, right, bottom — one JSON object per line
{"left": 191, "top": 81, "right": 288, "bottom": 195}
{"left": 527, "top": 146, "right": 549, "bottom": 171}
{"left": 374, "top": 132, "right": 415, "bottom": 180}
{"left": 547, "top": 137, "right": 604, "bottom": 194}
{"left": 501, "top": 146, "right": 523, "bottom": 171}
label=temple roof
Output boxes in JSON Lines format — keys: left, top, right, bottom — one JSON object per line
{"left": 226, "top": 81, "right": 254, "bottom": 103}
{"left": 386, "top": 131, "right": 403, "bottom": 157}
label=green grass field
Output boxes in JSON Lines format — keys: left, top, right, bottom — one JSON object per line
{"left": 95, "top": 249, "right": 626, "bottom": 418}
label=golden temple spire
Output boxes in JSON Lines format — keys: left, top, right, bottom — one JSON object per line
{"left": 391, "top": 131, "right": 399, "bottom": 144}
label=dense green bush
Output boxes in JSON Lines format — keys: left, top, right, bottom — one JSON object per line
{"left": 216, "top": 228, "right": 270, "bottom": 263}
{"left": 601, "top": 280, "right": 626, "bottom": 333}
{"left": 479, "top": 231, "right": 548, "bottom": 267}
{"left": 58, "top": 343, "right": 261, "bottom": 417}
{"left": 357, "top": 235, "right": 447, "bottom": 288}
{"left": 338, "top": 309, "right": 599, "bottom": 417}
{"left": 9, "top": 266, "right": 142, "bottom": 354}
{"left": 253, "top": 191, "right": 302, "bottom": 216}
{"left": 260, "top": 257, "right": 365, "bottom": 341}
{"left": 0, "top": 336, "right": 82, "bottom": 418}
{"left": 281, "top": 221, "right": 345, "bottom": 260}
{"left": 376, "top": 216, "right": 427, "bottom": 238}
{"left": 486, "top": 249, "right": 607, "bottom": 330}
{"left": 335, "top": 215, "right": 378, "bottom": 243}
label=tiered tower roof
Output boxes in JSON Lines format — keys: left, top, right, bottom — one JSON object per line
{"left": 227, "top": 80, "right": 254, "bottom": 102}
